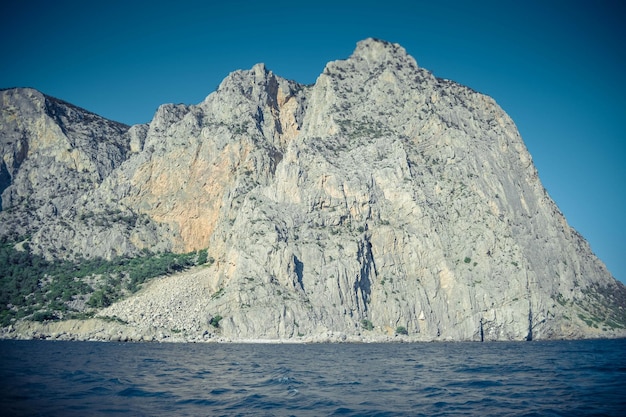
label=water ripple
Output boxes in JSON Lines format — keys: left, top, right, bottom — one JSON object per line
{"left": 1, "top": 339, "right": 625, "bottom": 416}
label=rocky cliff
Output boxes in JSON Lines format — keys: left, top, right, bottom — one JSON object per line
{"left": 2, "top": 39, "right": 625, "bottom": 342}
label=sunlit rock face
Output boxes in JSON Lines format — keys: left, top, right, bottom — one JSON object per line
{"left": 2, "top": 39, "right": 625, "bottom": 341}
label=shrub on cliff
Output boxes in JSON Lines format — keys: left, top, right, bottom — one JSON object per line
{"left": 395, "top": 326, "right": 408, "bottom": 335}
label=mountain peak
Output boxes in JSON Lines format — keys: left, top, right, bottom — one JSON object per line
{"left": 350, "top": 38, "right": 416, "bottom": 66}
{"left": 2, "top": 41, "right": 625, "bottom": 343}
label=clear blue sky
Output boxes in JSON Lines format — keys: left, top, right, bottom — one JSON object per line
{"left": 2, "top": 0, "right": 625, "bottom": 283}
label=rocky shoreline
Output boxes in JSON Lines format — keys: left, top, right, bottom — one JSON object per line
{"left": 0, "top": 319, "right": 421, "bottom": 343}
{"left": 3, "top": 318, "right": 624, "bottom": 343}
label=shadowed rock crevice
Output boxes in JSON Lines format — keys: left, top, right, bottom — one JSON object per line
{"left": 293, "top": 255, "right": 304, "bottom": 292}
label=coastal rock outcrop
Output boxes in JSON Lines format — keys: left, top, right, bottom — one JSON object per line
{"left": 1, "top": 39, "right": 625, "bottom": 342}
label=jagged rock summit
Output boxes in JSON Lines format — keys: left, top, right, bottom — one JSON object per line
{"left": 2, "top": 38, "right": 625, "bottom": 342}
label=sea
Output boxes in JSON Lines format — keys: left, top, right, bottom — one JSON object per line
{"left": 1, "top": 339, "right": 625, "bottom": 416}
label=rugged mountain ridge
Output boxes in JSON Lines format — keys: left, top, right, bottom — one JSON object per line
{"left": 2, "top": 39, "right": 625, "bottom": 342}
{"left": 0, "top": 88, "right": 130, "bottom": 241}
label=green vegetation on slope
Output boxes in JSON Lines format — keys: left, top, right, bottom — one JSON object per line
{"left": 0, "top": 241, "right": 210, "bottom": 327}
{"left": 576, "top": 283, "right": 626, "bottom": 330}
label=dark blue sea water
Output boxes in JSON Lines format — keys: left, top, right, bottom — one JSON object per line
{"left": 1, "top": 339, "right": 625, "bottom": 416}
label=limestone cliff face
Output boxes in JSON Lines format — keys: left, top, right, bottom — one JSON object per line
{"left": 2, "top": 39, "right": 625, "bottom": 341}
{"left": 0, "top": 88, "right": 130, "bottom": 243}
{"left": 103, "top": 62, "right": 308, "bottom": 254}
